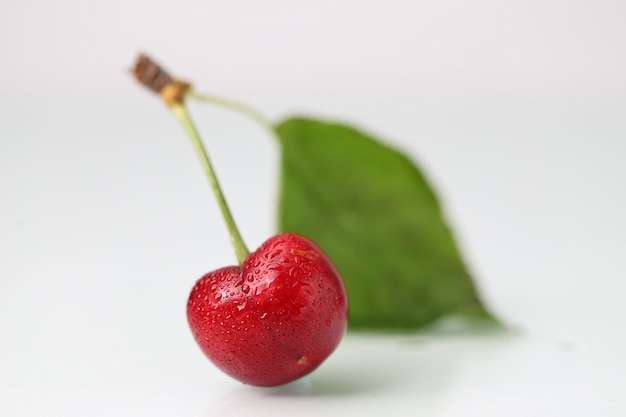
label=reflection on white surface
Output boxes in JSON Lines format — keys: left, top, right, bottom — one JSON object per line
{"left": 3, "top": 320, "right": 625, "bottom": 416}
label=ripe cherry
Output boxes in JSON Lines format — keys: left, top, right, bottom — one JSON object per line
{"left": 187, "top": 233, "right": 348, "bottom": 386}
{"left": 131, "top": 55, "right": 348, "bottom": 387}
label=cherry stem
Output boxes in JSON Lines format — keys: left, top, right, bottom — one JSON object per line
{"left": 187, "top": 91, "right": 276, "bottom": 136}
{"left": 170, "top": 102, "right": 250, "bottom": 265}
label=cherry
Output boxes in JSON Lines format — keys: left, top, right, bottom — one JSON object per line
{"left": 132, "top": 55, "right": 348, "bottom": 386}
{"left": 187, "top": 233, "right": 348, "bottom": 386}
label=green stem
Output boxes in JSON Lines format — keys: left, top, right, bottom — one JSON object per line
{"left": 187, "top": 91, "right": 276, "bottom": 135}
{"left": 170, "top": 103, "right": 250, "bottom": 265}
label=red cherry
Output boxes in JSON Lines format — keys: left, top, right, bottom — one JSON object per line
{"left": 130, "top": 64, "right": 349, "bottom": 386}
{"left": 187, "top": 233, "right": 348, "bottom": 387}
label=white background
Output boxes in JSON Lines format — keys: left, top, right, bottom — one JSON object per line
{"left": 1, "top": 1, "right": 625, "bottom": 416}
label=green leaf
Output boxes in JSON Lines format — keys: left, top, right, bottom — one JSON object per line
{"left": 275, "top": 117, "right": 497, "bottom": 331}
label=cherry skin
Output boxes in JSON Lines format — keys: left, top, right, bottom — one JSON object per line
{"left": 187, "top": 232, "right": 349, "bottom": 387}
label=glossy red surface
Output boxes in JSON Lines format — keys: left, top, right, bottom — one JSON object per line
{"left": 187, "top": 233, "right": 349, "bottom": 386}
